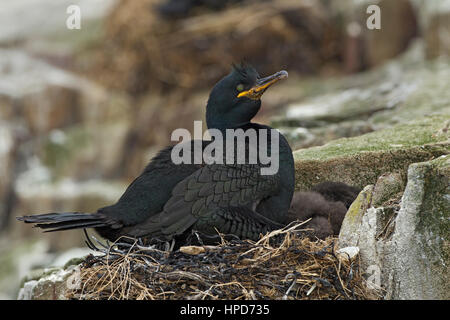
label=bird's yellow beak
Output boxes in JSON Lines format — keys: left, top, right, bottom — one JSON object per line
{"left": 237, "top": 70, "right": 288, "bottom": 100}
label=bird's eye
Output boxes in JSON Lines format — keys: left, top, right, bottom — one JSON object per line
{"left": 236, "top": 84, "right": 245, "bottom": 92}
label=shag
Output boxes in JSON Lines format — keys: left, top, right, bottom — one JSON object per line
{"left": 18, "top": 65, "right": 295, "bottom": 243}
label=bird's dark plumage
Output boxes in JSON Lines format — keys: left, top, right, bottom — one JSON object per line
{"left": 18, "top": 64, "right": 294, "bottom": 243}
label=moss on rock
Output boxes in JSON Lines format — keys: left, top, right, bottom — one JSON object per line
{"left": 293, "top": 115, "right": 450, "bottom": 191}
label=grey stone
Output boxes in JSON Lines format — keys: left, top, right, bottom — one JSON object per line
{"left": 293, "top": 115, "right": 449, "bottom": 192}
{"left": 372, "top": 171, "right": 405, "bottom": 207}
{"left": 385, "top": 155, "right": 449, "bottom": 299}
{"left": 339, "top": 155, "right": 450, "bottom": 299}
{"left": 339, "top": 185, "right": 374, "bottom": 247}
{"left": 18, "top": 265, "right": 80, "bottom": 300}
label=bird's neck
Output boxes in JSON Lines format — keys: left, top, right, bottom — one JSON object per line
{"left": 207, "top": 121, "right": 261, "bottom": 135}
{"left": 206, "top": 116, "right": 250, "bottom": 132}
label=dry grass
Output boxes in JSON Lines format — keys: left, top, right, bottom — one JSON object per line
{"left": 67, "top": 222, "right": 380, "bottom": 300}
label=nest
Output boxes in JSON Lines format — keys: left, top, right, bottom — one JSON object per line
{"left": 67, "top": 223, "right": 379, "bottom": 300}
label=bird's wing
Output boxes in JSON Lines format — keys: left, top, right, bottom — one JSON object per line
{"left": 126, "top": 163, "right": 281, "bottom": 239}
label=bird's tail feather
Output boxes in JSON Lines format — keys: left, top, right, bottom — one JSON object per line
{"left": 16, "top": 212, "right": 108, "bottom": 233}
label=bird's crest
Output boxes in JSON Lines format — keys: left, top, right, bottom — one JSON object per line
{"left": 231, "top": 62, "right": 259, "bottom": 83}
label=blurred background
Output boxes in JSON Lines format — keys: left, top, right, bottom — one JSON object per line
{"left": 0, "top": 0, "right": 449, "bottom": 299}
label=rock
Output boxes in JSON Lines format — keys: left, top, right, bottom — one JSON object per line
{"left": 338, "top": 185, "right": 374, "bottom": 247}
{"left": 336, "top": 246, "right": 360, "bottom": 261}
{"left": 386, "top": 155, "right": 450, "bottom": 299}
{"left": 0, "top": 234, "right": 95, "bottom": 299}
{"left": 339, "top": 155, "right": 450, "bottom": 299}
{"left": 18, "top": 265, "right": 80, "bottom": 300}
{"left": 17, "top": 253, "right": 95, "bottom": 300}
{"left": 372, "top": 171, "right": 405, "bottom": 207}
{"left": 293, "top": 114, "right": 450, "bottom": 191}
{"left": 278, "top": 120, "right": 374, "bottom": 150}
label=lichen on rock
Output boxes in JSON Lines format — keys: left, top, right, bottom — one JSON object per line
{"left": 18, "top": 264, "right": 80, "bottom": 300}
{"left": 338, "top": 155, "right": 450, "bottom": 299}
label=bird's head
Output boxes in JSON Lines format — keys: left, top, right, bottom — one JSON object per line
{"left": 206, "top": 64, "right": 288, "bottom": 130}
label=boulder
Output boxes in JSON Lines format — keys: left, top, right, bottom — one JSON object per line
{"left": 18, "top": 264, "right": 81, "bottom": 300}
{"left": 339, "top": 155, "right": 450, "bottom": 299}
{"left": 0, "top": 236, "right": 91, "bottom": 300}
{"left": 293, "top": 114, "right": 449, "bottom": 191}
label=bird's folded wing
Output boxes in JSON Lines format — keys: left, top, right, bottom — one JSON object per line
{"left": 126, "top": 163, "right": 280, "bottom": 238}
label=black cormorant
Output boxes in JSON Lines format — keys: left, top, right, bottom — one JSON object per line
{"left": 18, "top": 64, "right": 295, "bottom": 243}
